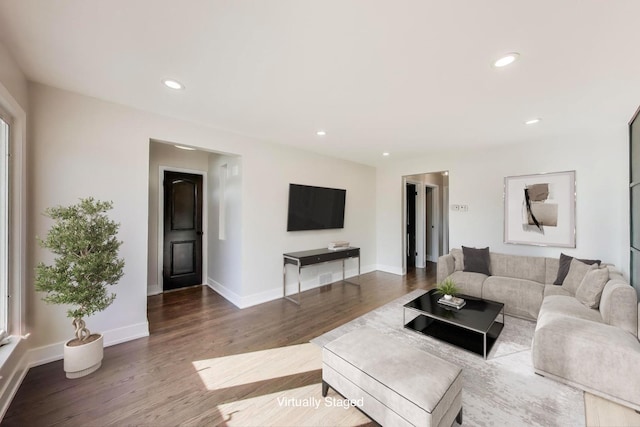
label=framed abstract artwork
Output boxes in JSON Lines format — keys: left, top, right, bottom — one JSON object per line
{"left": 504, "top": 171, "right": 576, "bottom": 247}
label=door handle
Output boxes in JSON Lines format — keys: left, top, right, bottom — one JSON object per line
{"left": 196, "top": 231, "right": 204, "bottom": 236}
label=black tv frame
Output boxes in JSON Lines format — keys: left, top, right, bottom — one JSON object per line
{"left": 286, "top": 183, "right": 346, "bottom": 231}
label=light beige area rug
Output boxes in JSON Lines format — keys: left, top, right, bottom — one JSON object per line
{"left": 311, "top": 289, "right": 585, "bottom": 427}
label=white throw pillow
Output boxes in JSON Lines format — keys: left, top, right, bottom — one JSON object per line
{"left": 562, "top": 258, "right": 597, "bottom": 295}
{"left": 575, "top": 267, "right": 609, "bottom": 309}
{"left": 451, "top": 248, "right": 464, "bottom": 271}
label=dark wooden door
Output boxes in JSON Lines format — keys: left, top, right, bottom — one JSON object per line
{"left": 163, "top": 171, "right": 203, "bottom": 291}
{"left": 406, "top": 183, "right": 416, "bottom": 270}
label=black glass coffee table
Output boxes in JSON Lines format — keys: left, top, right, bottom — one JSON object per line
{"left": 403, "top": 289, "right": 504, "bottom": 359}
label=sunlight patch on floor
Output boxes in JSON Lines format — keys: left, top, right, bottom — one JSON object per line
{"left": 192, "top": 343, "right": 322, "bottom": 391}
{"left": 213, "top": 383, "right": 371, "bottom": 427}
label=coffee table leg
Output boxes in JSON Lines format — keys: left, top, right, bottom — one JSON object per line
{"left": 483, "top": 333, "right": 487, "bottom": 359}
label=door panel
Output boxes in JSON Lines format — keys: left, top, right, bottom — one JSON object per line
{"left": 164, "top": 171, "right": 203, "bottom": 290}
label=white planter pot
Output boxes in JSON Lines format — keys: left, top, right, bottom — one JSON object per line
{"left": 63, "top": 334, "right": 103, "bottom": 379}
{"left": 444, "top": 294, "right": 453, "bottom": 301}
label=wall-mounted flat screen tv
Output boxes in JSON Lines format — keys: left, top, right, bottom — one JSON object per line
{"left": 287, "top": 184, "right": 346, "bottom": 231}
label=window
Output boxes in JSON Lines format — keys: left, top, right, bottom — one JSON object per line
{"left": 0, "top": 115, "right": 8, "bottom": 331}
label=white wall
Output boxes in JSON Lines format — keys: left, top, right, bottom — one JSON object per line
{"left": 147, "top": 142, "right": 211, "bottom": 294}
{"left": 28, "top": 83, "right": 377, "bottom": 361}
{"left": 207, "top": 153, "right": 243, "bottom": 302}
{"left": 0, "top": 41, "right": 28, "bottom": 112}
{"left": 236, "top": 141, "right": 377, "bottom": 307}
{"left": 377, "top": 130, "right": 629, "bottom": 277}
{"left": 28, "top": 84, "right": 151, "bottom": 358}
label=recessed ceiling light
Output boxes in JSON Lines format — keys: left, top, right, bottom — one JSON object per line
{"left": 492, "top": 53, "right": 520, "bottom": 68}
{"left": 174, "top": 145, "right": 195, "bottom": 151}
{"left": 525, "top": 118, "right": 541, "bottom": 125}
{"left": 162, "top": 79, "right": 185, "bottom": 90}
{"left": 316, "top": 130, "right": 326, "bottom": 136}
{"left": 382, "top": 152, "right": 390, "bottom": 156}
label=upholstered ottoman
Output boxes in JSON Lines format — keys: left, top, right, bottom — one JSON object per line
{"left": 322, "top": 328, "right": 463, "bottom": 426}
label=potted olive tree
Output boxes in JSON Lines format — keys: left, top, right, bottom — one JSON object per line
{"left": 35, "top": 198, "right": 124, "bottom": 379}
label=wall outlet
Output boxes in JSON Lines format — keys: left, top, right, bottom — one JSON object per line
{"left": 451, "top": 204, "right": 460, "bottom": 211}
{"left": 460, "top": 205, "right": 469, "bottom": 212}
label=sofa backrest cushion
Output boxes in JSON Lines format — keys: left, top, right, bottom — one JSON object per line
{"left": 544, "top": 257, "right": 560, "bottom": 284}
{"left": 490, "top": 253, "right": 546, "bottom": 283}
{"left": 599, "top": 276, "right": 639, "bottom": 337}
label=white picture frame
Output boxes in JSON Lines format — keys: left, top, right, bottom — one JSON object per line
{"left": 504, "top": 171, "right": 576, "bottom": 247}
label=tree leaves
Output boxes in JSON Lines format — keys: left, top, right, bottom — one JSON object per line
{"left": 34, "top": 198, "right": 125, "bottom": 321}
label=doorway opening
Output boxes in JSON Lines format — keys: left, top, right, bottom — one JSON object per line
{"left": 147, "top": 140, "right": 243, "bottom": 301}
{"left": 402, "top": 172, "right": 449, "bottom": 275}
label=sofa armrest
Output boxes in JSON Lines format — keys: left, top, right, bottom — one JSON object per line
{"left": 437, "top": 254, "right": 455, "bottom": 284}
{"left": 600, "top": 280, "right": 638, "bottom": 337}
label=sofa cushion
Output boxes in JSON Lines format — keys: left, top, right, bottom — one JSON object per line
{"left": 553, "top": 253, "right": 601, "bottom": 285}
{"left": 462, "top": 246, "right": 491, "bottom": 275}
{"left": 448, "top": 271, "right": 486, "bottom": 298}
{"left": 489, "top": 253, "right": 546, "bottom": 283}
{"left": 482, "top": 276, "right": 544, "bottom": 320}
{"left": 575, "top": 268, "right": 609, "bottom": 309}
{"left": 538, "top": 295, "right": 604, "bottom": 325}
{"left": 544, "top": 284, "right": 572, "bottom": 298}
{"left": 562, "top": 259, "right": 598, "bottom": 295}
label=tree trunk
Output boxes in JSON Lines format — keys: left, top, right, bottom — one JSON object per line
{"left": 72, "top": 318, "right": 91, "bottom": 341}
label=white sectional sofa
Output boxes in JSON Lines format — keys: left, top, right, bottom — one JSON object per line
{"left": 437, "top": 248, "right": 640, "bottom": 411}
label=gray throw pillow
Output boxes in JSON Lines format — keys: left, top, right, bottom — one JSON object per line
{"left": 575, "top": 267, "right": 609, "bottom": 309}
{"left": 553, "top": 253, "right": 601, "bottom": 285}
{"left": 562, "top": 258, "right": 597, "bottom": 295}
{"left": 462, "top": 246, "right": 491, "bottom": 276}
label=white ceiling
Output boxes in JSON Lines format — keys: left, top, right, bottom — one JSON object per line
{"left": 1, "top": 0, "right": 640, "bottom": 166}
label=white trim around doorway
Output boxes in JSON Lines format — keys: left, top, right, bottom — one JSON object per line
{"left": 424, "top": 184, "right": 440, "bottom": 264}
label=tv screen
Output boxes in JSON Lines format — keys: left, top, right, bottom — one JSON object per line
{"left": 287, "top": 184, "right": 346, "bottom": 231}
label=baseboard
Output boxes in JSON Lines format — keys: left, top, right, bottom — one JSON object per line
{"left": 147, "top": 283, "right": 162, "bottom": 296}
{"left": 27, "top": 321, "right": 149, "bottom": 368}
{"left": 0, "top": 338, "right": 28, "bottom": 421}
{"left": 376, "top": 264, "right": 404, "bottom": 275}
{"left": 206, "top": 278, "right": 244, "bottom": 308}
{"left": 208, "top": 264, "right": 377, "bottom": 309}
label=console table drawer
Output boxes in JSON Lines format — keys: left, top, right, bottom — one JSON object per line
{"left": 297, "top": 249, "right": 360, "bottom": 266}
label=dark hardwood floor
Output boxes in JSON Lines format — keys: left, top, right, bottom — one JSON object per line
{"left": 3, "top": 265, "right": 435, "bottom": 426}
